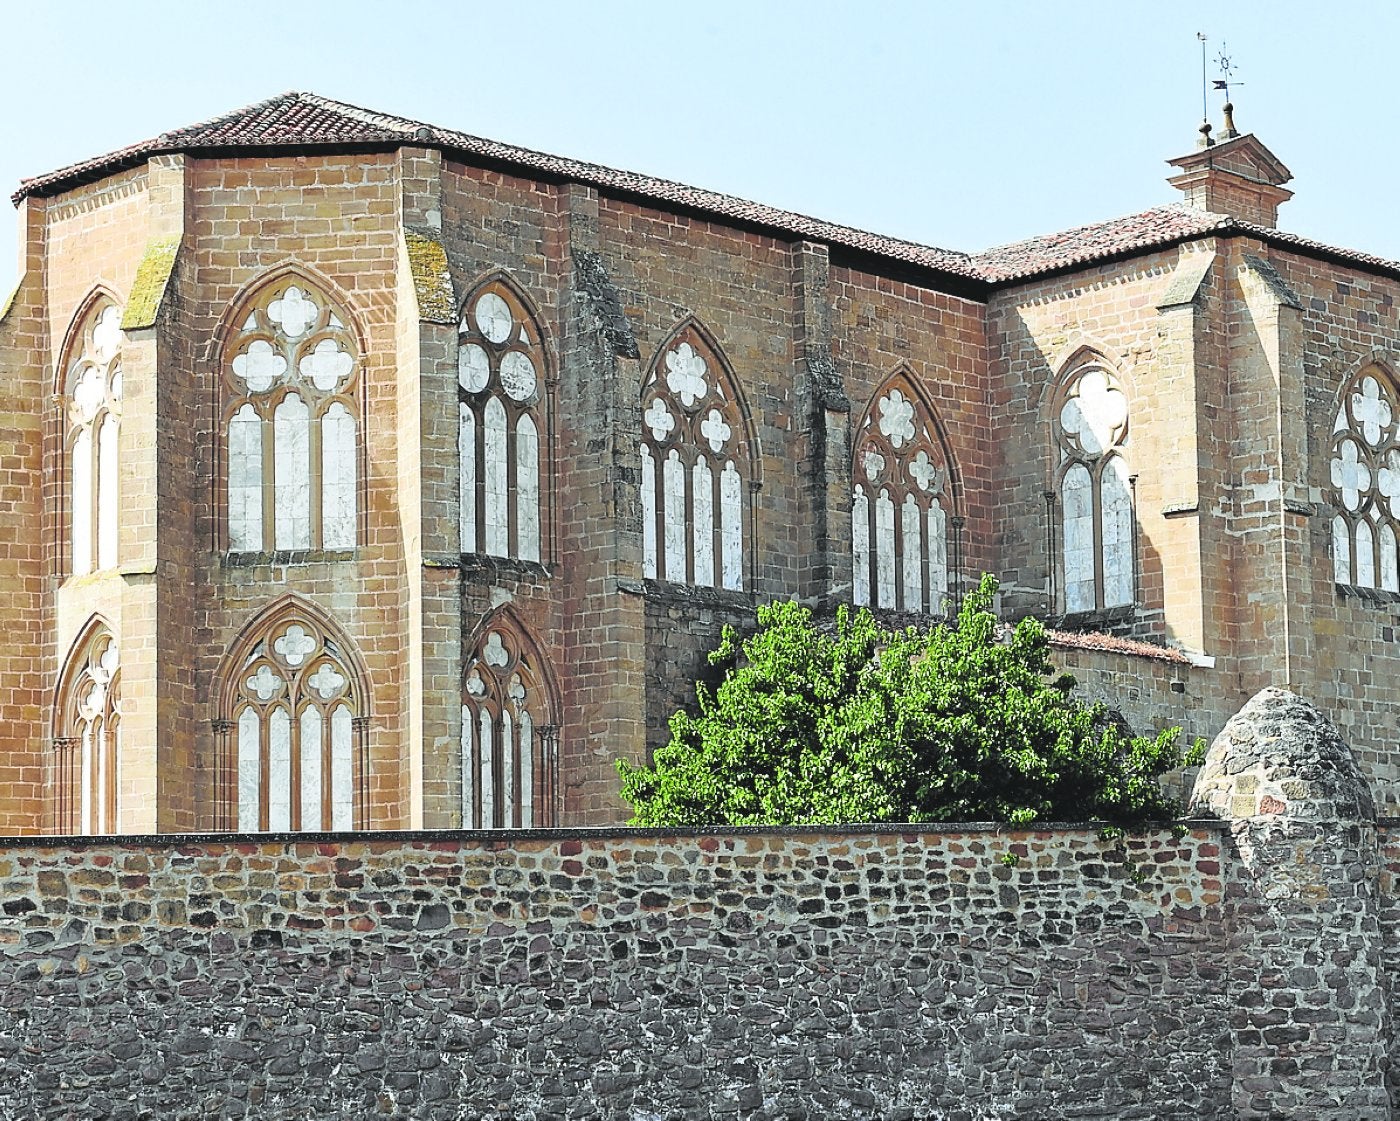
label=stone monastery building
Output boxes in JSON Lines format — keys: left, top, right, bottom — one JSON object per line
{"left": 1, "top": 91, "right": 1397, "bottom": 836}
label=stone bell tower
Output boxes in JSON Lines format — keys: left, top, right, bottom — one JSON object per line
{"left": 1167, "top": 102, "right": 1294, "bottom": 227}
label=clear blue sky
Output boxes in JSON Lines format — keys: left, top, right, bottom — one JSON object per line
{"left": 2, "top": 0, "right": 1394, "bottom": 294}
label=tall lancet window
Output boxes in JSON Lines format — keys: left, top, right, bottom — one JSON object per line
{"left": 222, "top": 279, "right": 360, "bottom": 553}
{"left": 1329, "top": 366, "right": 1400, "bottom": 590}
{"left": 851, "top": 375, "right": 955, "bottom": 613}
{"left": 53, "top": 623, "right": 121, "bottom": 836}
{"left": 1054, "top": 359, "right": 1134, "bottom": 614}
{"left": 640, "top": 324, "right": 752, "bottom": 589}
{"left": 461, "top": 619, "right": 557, "bottom": 829}
{"left": 458, "top": 280, "right": 548, "bottom": 561}
{"left": 64, "top": 301, "right": 124, "bottom": 576}
{"left": 215, "top": 602, "right": 369, "bottom": 832}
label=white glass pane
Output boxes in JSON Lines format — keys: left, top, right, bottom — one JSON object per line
{"left": 1333, "top": 516, "right": 1351, "bottom": 585}
{"left": 480, "top": 710, "right": 495, "bottom": 828}
{"left": 268, "top": 707, "right": 292, "bottom": 831}
{"left": 928, "top": 501, "right": 948, "bottom": 614}
{"left": 228, "top": 405, "right": 263, "bottom": 551}
{"left": 875, "top": 490, "right": 896, "bottom": 609}
{"left": 520, "top": 710, "right": 534, "bottom": 830}
{"left": 1062, "top": 464, "right": 1095, "bottom": 613}
{"left": 238, "top": 708, "right": 261, "bottom": 831}
{"left": 320, "top": 403, "right": 356, "bottom": 550}
{"left": 300, "top": 707, "right": 323, "bottom": 831}
{"left": 501, "top": 710, "right": 515, "bottom": 829}
{"left": 461, "top": 703, "right": 475, "bottom": 828}
{"left": 331, "top": 705, "right": 353, "bottom": 830}
{"left": 1357, "top": 519, "right": 1376, "bottom": 589}
{"left": 721, "top": 461, "right": 743, "bottom": 591}
{"left": 693, "top": 457, "right": 715, "bottom": 587}
{"left": 459, "top": 405, "right": 476, "bottom": 553}
{"left": 72, "top": 428, "right": 92, "bottom": 576}
{"left": 484, "top": 397, "right": 508, "bottom": 555}
{"left": 112, "top": 718, "right": 122, "bottom": 834}
{"left": 852, "top": 487, "right": 870, "bottom": 607}
{"left": 663, "top": 451, "right": 686, "bottom": 582}
{"left": 96, "top": 720, "right": 108, "bottom": 834}
{"left": 1383, "top": 524, "right": 1399, "bottom": 592}
{"left": 641, "top": 446, "right": 657, "bottom": 579}
{"left": 97, "top": 415, "right": 118, "bottom": 570}
{"left": 1101, "top": 457, "right": 1134, "bottom": 608}
{"left": 516, "top": 414, "right": 540, "bottom": 562}
{"left": 80, "top": 724, "right": 93, "bottom": 835}
{"left": 901, "top": 494, "right": 922, "bottom": 612}
{"left": 274, "top": 395, "right": 311, "bottom": 550}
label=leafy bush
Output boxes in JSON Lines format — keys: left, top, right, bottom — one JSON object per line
{"left": 617, "top": 574, "right": 1202, "bottom": 827}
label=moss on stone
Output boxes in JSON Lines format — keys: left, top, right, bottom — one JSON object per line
{"left": 122, "top": 237, "right": 182, "bottom": 330}
{"left": 403, "top": 228, "right": 455, "bottom": 324}
{"left": 0, "top": 281, "right": 18, "bottom": 326}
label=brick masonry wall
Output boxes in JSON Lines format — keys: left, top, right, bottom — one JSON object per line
{"left": 0, "top": 825, "right": 1238, "bottom": 1121}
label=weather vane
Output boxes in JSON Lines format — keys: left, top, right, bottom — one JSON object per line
{"left": 1196, "top": 35, "right": 1244, "bottom": 145}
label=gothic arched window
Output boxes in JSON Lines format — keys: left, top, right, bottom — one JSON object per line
{"left": 53, "top": 622, "right": 121, "bottom": 835}
{"left": 222, "top": 278, "right": 360, "bottom": 553}
{"left": 1054, "top": 360, "right": 1134, "bottom": 614}
{"left": 1330, "top": 367, "right": 1400, "bottom": 589}
{"left": 216, "top": 602, "right": 369, "bottom": 832}
{"left": 458, "top": 280, "right": 548, "bottom": 561}
{"left": 461, "top": 618, "right": 557, "bottom": 829}
{"left": 640, "top": 324, "right": 752, "bottom": 589}
{"left": 852, "top": 375, "right": 955, "bottom": 613}
{"left": 63, "top": 301, "right": 124, "bottom": 576}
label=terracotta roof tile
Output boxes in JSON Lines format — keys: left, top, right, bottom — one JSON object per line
{"left": 1046, "top": 628, "right": 1192, "bottom": 664}
{"left": 15, "top": 91, "right": 1400, "bottom": 291}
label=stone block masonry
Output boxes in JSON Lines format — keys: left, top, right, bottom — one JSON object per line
{"left": 0, "top": 687, "right": 1393, "bottom": 1119}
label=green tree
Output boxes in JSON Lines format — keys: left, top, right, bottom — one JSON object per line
{"left": 617, "top": 574, "right": 1202, "bottom": 827}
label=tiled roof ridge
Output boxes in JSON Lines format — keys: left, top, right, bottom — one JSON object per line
{"left": 15, "top": 91, "right": 1400, "bottom": 288}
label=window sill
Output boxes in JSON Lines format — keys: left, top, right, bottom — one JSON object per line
{"left": 1336, "top": 583, "right": 1400, "bottom": 605}
{"left": 222, "top": 549, "right": 358, "bottom": 568}
{"left": 639, "top": 579, "right": 754, "bottom": 610}
{"left": 460, "top": 553, "right": 554, "bottom": 582}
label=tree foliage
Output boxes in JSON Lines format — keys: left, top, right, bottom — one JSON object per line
{"left": 617, "top": 575, "right": 1203, "bottom": 827}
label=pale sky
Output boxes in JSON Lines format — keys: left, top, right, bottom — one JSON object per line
{"left": 2, "top": 0, "right": 1396, "bottom": 295}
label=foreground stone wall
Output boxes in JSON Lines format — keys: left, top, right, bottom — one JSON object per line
{"left": 0, "top": 826, "right": 1232, "bottom": 1120}
{"left": 0, "top": 686, "right": 1393, "bottom": 1120}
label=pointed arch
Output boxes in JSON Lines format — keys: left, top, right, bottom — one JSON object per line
{"left": 213, "top": 594, "right": 372, "bottom": 832}
{"left": 461, "top": 605, "right": 560, "bottom": 829}
{"left": 56, "top": 291, "right": 126, "bottom": 577}
{"left": 457, "top": 272, "right": 554, "bottom": 561}
{"left": 640, "top": 317, "right": 757, "bottom": 589}
{"left": 851, "top": 365, "right": 960, "bottom": 613}
{"left": 205, "top": 261, "right": 371, "bottom": 365}
{"left": 1328, "top": 360, "right": 1400, "bottom": 589}
{"left": 1050, "top": 347, "right": 1136, "bottom": 615}
{"left": 51, "top": 615, "right": 121, "bottom": 835}
{"left": 216, "top": 268, "right": 364, "bottom": 554}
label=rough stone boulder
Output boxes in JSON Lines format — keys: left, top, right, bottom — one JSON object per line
{"left": 1189, "top": 685, "right": 1375, "bottom": 824}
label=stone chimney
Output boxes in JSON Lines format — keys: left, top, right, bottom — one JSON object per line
{"left": 1167, "top": 123, "right": 1294, "bottom": 227}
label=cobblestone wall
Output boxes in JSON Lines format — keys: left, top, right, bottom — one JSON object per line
{"left": 0, "top": 687, "right": 1392, "bottom": 1120}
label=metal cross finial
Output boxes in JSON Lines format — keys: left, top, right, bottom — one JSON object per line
{"left": 1212, "top": 42, "right": 1245, "bottom": 137}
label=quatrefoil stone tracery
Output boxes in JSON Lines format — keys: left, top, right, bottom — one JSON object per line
{"left": 246, "top": 664, "right": 284, "bottom": 701}
{"left": 862, "top": 449, "right": 886, "bottom": 482}
{"left": 644, "top": 400, "right": 675, "bottom": 441}
{"left": 233, "top": 340, "right": 288, "bottom": 392}
{"left": 92, "top": 307, "right": 124, "bottom": 362}
{"left": 268, "top": 287, "right": 318, "bottom": 338}
{"left": 1060, "top": 369, "right": 1127, "bottom": 457}
{"left": 483, "top": 633, "right": 509, "bottom": 668}
{"left": 909, "top": 450, "right": 941, "bottom": 493}
{"left": 299, "top": 339, "right": 353, "bottom": 391}
{"left": 307, "top": 663, "right": 347, "bottom": 699}
{"left": 273, "top": 625, "right": 318, "bottom": 667}
{"left": 877, "top": 391, "right": 916, "bottom": 449}
{"left": 1351, "top": 377, "right": 1394, "bottom": 446}
{"left": 1379, "top": 450, "right": 1400, "bottom": 515}
{"left": 700, "top": 409, "right": 731, "bottom": 452}
{"left": 664, "top": 344, "right": 708, "bottom": 408}
{"left": 1332, "top": 440, "right": 1371, "bottom": 511}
